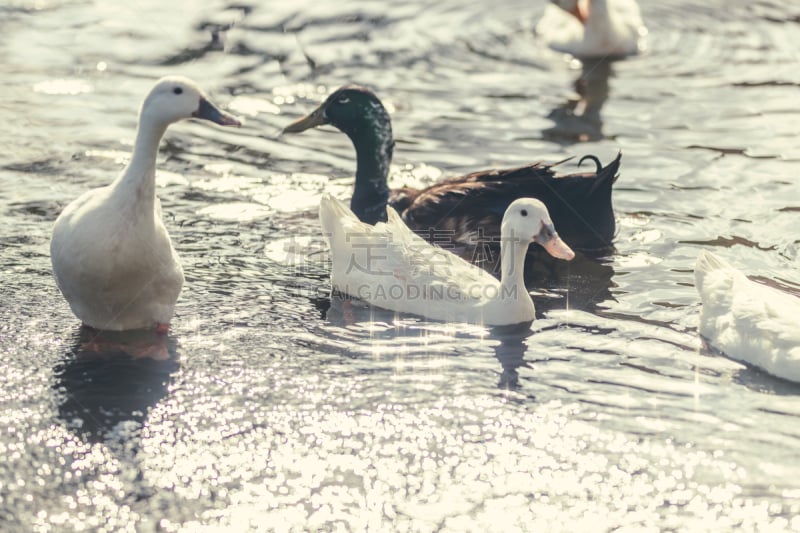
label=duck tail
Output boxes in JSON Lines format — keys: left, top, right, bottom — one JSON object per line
{"left": 588, "top": 151, "right": 622, "bottom": 195}
{"left": 695, "top": 250, "right": 733, "bottom": 291}
{"left": 385, "top": 205, "right": 404, "bottom": 226}
{"left": 696, "top": 250, "right": 731, "bottom": 273}
{"left": 319, "top": 193, "right": 359, "bottom": 239}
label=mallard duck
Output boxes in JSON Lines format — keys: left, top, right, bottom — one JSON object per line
{"left": 320, "top": 194, "right": 575, "bottom": 326}
{"left": 537, "top": 0, "right": 647, "bottom": 58}
{"left": 51, "top": 76, "right": 241, "bottom": 332}
{"left": 283, "top": 85, "right": 619, "bottom": 253}
{"left": 695, "top": 250, "right": 800, "bottom": 382}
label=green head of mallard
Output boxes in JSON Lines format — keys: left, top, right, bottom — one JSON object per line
{"left": 284, "top": 85, "right": 394, "bottom": 225}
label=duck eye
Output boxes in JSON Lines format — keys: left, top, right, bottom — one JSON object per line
{"left": 337, "top": 95, "right": 350, "bottom": 104}
{"left": 520, "top": 209, "right": 528, "bottom": 217}
{"left": 173, "top": 87, "right": 183, "bottom": 95}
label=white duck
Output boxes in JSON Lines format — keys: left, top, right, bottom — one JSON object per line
{"left": 320, "top": 194, "right": 575, "bottom": 326}
{"left": 51, "top": 76, "right": 241, "bottom": 332}
{"left": 537, "top": 0, "right": 647, "bottom": 58}
{"left": 695, "top": 250, "right": 800, "bottom": 382}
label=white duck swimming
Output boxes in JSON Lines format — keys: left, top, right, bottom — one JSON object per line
{"left": 537, "top": 0, "right": 647, "bottom": 58}
{"left": 695, "top": 250, "right": 800, "bottom": 382}
{"left": 320, "top": 194, "right": 575, "bottom": 326}
{"left": 51, "top": 76, "right": 241, "bottom": 332}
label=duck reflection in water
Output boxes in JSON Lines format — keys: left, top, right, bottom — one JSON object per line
{"left": 544, "top": 57, "right": 613, "bottom": 143}
{"left": 321, "top": 297, "right": 566, "bottom": 391}
{"left": 321, "top": 291, "right": 397, "bottom": 327}
{"left": 53, "top": 326, "right": 180, "bottom": 443}
{"left": 491, "top": 324, "right": 536, "bottom": 389}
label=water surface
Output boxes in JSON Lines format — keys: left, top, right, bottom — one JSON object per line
{"left": 1, "top": 0, "right": 799, "bottom": 530}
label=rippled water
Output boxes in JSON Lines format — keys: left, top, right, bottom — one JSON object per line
{"left": 2, "top": 0, "right": 800, "bottom": 530}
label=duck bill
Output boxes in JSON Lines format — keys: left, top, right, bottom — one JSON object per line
{"left": 569, "top": 1, "right": 588, "bottom": 24}
{"left": 282, "top": 107, "right": 328, "bottom": 134}
{"left": 540, "top": 234, "right": 575, "bottom": 260}
{"left": 193, "top": 98, "right": 241, "bottom": 127}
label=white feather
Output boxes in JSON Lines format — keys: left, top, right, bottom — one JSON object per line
{"left": 320, "top": 194, "right": 575, "bottom": 326}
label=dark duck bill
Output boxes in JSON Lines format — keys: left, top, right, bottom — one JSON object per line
{"left": 193, "top": 97, "right": 241, "bottom": 127}
{"left": 283, "top": 106, "right": 328, "bottom": 133}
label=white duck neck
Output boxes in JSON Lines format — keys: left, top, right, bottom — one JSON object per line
{"left": 498, "top": 229, "right": 530, "bottom": 302}
{"left": 586, "top": 0, "right": 612, "bottom": 26}
{"left": 115, "top": 114, "right": 168, "bottom": 211}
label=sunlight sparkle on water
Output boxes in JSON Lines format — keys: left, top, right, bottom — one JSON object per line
{"left": 264, "top": 189, "right": 322, "bottom": 213}
{"left": 272, "top": 83, "right": 329, "bottom": 101}
{"left": 155, "top": 170, "right": 189, "bottom": 187}
{"left": 33, "top": 79, "right": 93, "bottom": 95}
{"left": 197, "top": 202, "right": 271, "bottom": 222}
{"left": 617, "top": 252, "right": 663, "bottom": 268}
{"left": 263, "top": 235, "right": 328, "bottom": 266}
{"left": 192, "top": 173, "right": 260, "bottom": 193}
{"left": 227, "top": 96, "right": 280, "bottom": 117}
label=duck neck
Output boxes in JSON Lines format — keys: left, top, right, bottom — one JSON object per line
{"left": 115, "top": 115, "right": 168, "bottom": 212}
{"left": 585, "top": 0, "right": 611, "bottom": 27}
{"left": 498, "top": 229, "right": 530, "bottom": 304}
{"left": 346, "top": 115, "right": 393, "bottom": 225}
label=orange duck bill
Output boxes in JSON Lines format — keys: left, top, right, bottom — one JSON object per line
{"left": 535, "top": 224, "right": 576, "bottom": 260}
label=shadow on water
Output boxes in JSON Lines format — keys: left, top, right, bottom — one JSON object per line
{"left": 322, "top": 291, "right": 400, "bottom": 327}
{"left": 318, "top": 254, "right": 610, "bottom": 391}
{"left": 527, "top": 250, "right": 616, "bottom": 316}
{"left": 734, "top": 367, "right": 800, "bottom": 396}
{"left": 697, "top": 339, "right": 800, "bottom": 396}
{"left": 490, "top": 324, "right": 535, "bottom": 389}
{"left": 543, "top": 57, "right": 613, "bottom": 143}
{"left": 472, "top": 244, "right": 616, "bottom": 316}
{"left": 53, "top": 326, "right": 181, "bottom": 444}
{"left": 322, "top": 291, "right": 542, "bottom": 390}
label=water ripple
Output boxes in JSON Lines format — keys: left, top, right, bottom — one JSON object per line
{"left": 2, "top": 0, "right": 800, "bottom": 530}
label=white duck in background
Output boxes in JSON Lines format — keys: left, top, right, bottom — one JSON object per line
{"left": 695, "top": 250, "right": 800, "bottom": 383}
{"left": 51, "top": 76, "right": 241, "bottom": 332}
{"left": 320, "top": 194, "right": 575, "bottom": 326}
{"left": 537, "top": 0, "right": 647, "bottom": 58}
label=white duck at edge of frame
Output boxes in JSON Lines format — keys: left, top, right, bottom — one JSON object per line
{"left": 537, "top": 0, "right": 648, "bottom": 58}
{"left": 695, "top": 250, "right": 800, "bottom": 382}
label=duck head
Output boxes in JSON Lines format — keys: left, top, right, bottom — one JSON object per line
{"left": 550, "top": 0, "right": 589, "bottom": 24}
{"left": 502, "top": 198, "right": 576, "bottom": 260}
{"left": 283, "top": 85, "right": 394, "bottom": 225}
{"left": 283, "top": 85, "right": 392, "bottom": 141}
{"left": 139, "top": 76, "right": 241, "bottom": 128}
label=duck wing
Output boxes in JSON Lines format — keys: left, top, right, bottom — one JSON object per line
{"left": 377, "top": 206, "right": 497, "bottom": 300}
{"left": 742, "top": 281, "right": 800, "bottom": 345}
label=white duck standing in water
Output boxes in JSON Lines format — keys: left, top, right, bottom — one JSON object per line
{"left": 320, "top": 195, "right": 575, "bottom": 326}
{"left": 537, "top": 0, "right": 647, "bottom": 58}
{"left": 695, "top": 250, "right": 800, "bottom": 383}
{"left": 51, "top": 76, "right": 240, "bottom": 333}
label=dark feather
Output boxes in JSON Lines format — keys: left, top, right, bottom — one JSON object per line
{"left": 390, "top": 152, "right": 621, "bottom": 252}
